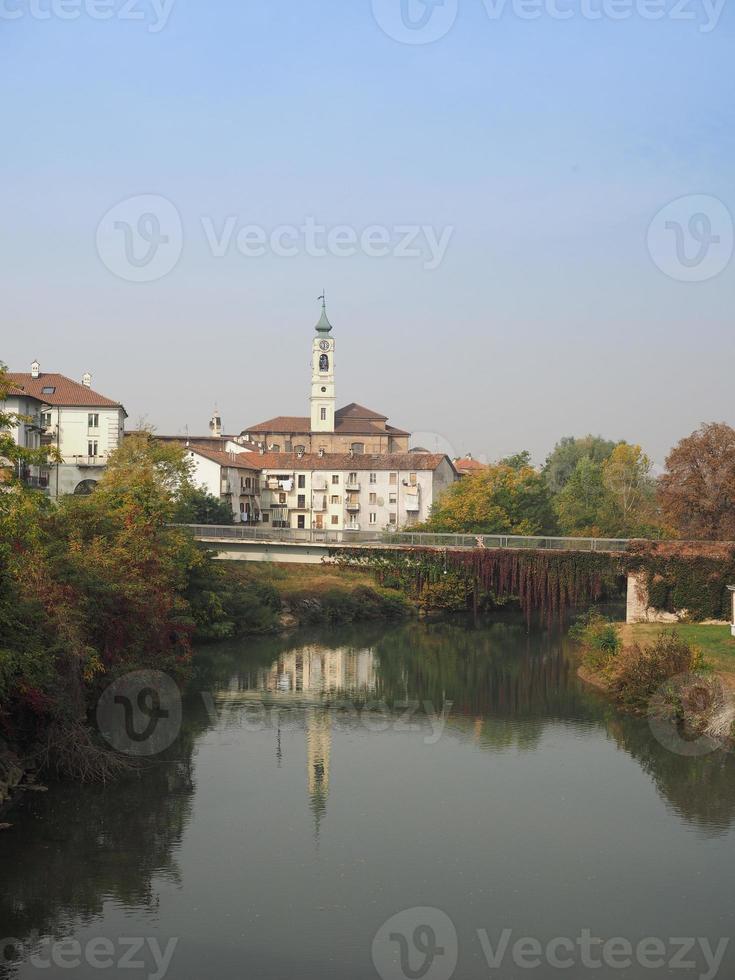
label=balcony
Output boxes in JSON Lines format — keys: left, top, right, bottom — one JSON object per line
{"left": 405, "top": 496, "right": 420, "bottom": 512}
{"left": 239, "top": 482, "right": 260, "bottom": 495}
{"left": 345, "top": 479, "right": 360, "bottom": 491}
{"left": 344, "top": 522, "right": 360, "bottom": 532}
{"left": 312, "top": 493, "right": 327, "bottom": 511}
{"left": 70, "top": 455, "right": 107, "bottom": 467}
{"left": 346, "top": 499, "right": 360, "bottom": 512}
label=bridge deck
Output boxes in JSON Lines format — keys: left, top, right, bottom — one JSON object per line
{"left": 176, "top": 524, "right": 630, "bottom": 554}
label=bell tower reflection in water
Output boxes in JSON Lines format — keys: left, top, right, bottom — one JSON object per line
{"left": 306, "top": 706, "right": 331, "bottom": 839}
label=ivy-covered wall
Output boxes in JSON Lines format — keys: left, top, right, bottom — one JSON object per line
{"left": 331, "top": 547, "right": 624, "bottom": 625}
{"left": 331, "top": 540, "right": 735, "bottom": 624}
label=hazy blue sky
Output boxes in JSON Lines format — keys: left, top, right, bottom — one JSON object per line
{"left": 1, "top": 0, "right": 733, "bottom": 465}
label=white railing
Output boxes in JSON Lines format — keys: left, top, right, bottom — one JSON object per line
{"left": 175, "top": 524, "right": 630, "bottom": 552}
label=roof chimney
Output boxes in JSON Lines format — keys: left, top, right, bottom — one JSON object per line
{"left": 31, "top": 360, "right": 40, "bottom": 379}
{"left": 82, "top": 372, "right": 92, "bottom": 388}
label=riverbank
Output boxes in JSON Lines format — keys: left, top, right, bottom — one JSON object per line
{"left": 216, "top": 561, "right": 412, "bottom": 634}
{"left": 574, "top": 617, "right": 735, "bottom": 746}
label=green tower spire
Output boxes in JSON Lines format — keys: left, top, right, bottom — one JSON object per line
{"left": 315, "top": 292, "right": 333, "bottom": 334}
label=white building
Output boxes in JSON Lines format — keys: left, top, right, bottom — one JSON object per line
{"left": 0, "top": 380, "right": 46, "bottom": 487}
{"left": 254, "top": 452, "right": 457, "bottom": 531}
{"left": 185, "top": 446, "right": 262, "bottom": 522}
{"left": 6, "top": 362, "right": 127, "bottom": 496}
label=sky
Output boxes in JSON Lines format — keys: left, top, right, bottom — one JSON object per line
{"left": 1, "top": 0, "right": 733, "bottom": 467}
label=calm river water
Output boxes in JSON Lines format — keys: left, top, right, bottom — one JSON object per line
{"left": 1, "top": 619, "right": 734, "bottom": 980}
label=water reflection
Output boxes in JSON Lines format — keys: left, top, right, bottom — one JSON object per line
{"left": 1, "top": 618, "right": 734, "bottom": 980}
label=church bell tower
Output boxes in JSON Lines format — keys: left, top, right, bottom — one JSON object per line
{"left": 310, "top": 295, "right": 335, "bottom": 433}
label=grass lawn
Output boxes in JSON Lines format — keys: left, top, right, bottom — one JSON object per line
{"left": 222, "top": 560, "right": 379, "bottom": 594}
{"left": 619, "top": 622, "right": 735, "bottom": 683}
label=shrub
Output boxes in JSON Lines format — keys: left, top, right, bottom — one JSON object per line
{"left": 570, "top": 612, "right": 621, "bottom": 671}
{"left": 418, "top": 575, "right": 471, "bottom": 612}
{"left": 608, "top": 631, "right": 698, "bottom": 711}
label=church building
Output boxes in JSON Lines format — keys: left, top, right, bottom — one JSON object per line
{"left": 239, "top": 299, "right": 410, "bottom": 455}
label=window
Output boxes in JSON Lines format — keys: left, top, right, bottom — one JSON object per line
{"left": 409, "top": 472, "right": 417, "bottom": 485}
{"left": 262, "top": 512, "right": 269, "bottom": 523}
{"left": 369, "top": 512, "right": 377, "bottom": 525}
{"left": 348, "top": 471, "right": 357, "bottom": 483}
{"left": 319, "top": 354, "right": 329, "bottom": 371}
{"left": 331, "top": 515, "right": 339, "bottom": 525}
{"left": 285, "top": 441, "right": 293, "bottom": 452}
{"left": 270, "top": 443, "right": 281, "bottom": 452}
{"left": 331, "top": 474, "right": 339, "bottom": 485}
{"left": 298, "top": 494, "right": 306, "bottom": 509}
{"left": 88, "top": 440, "right": 98, "bottom": 457}
{"left": 331, "top": 495, "right": 340, "bottom": 504}
{"left": 279, "top": 493, "right": 287, "bottom": 504}
{"left": 369, "top": 492, "right": 377, "bottom": 504}
{"left": 320, "top": 407, "right": 327, "bottom": 421}
{"left": 351, "top": 442, "right": 365, "bottom": 454}
{"left": 40, "top": 411, "right": 51, "bottom": 428}
{"left": 41, "top": 386, "right": 55, "bottom": 395}
{"left": 389, "top": 492, "right": 397, "bottom": 504}
{"left": 389, "top": 472, "right": 397, "bottom": 485}
{"left": 369, "top": 472, "right": 377, "bottom": 484}
{"left": 88, "top": 413, "right": 99, "bottom": 428}
{"left": 297, "top": 475, "right": 306, "bottom": 488}
{"left": 294, "top": 444, "right": 306, "bottom": 453}
{"left": 389, "top": 513, "right": 397, "bottom": 524}
{"left": 297, "top": 515, "right": 305, "bottom": 529}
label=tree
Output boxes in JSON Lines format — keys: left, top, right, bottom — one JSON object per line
{"left": 601, "top": 443, "right": 657, "bottom": 536}
{"left": 498, "top": 450, "right": 533, "bottom": 471}
{"left": 554, "top": 445, "right": 658, "bottom": 537}
{"left": 543, "top": 435, "right": 618, "bottom": 494}
{"left": 424, "top": 463, "right": 557, "bottom": 535}
{"left": 173, "top": 484, "right": 234, "bottom": 525}
{"left": 659, "top": 423, "right": 735, "bottom": 539}
{"left": 554, "top": 457, "right": 608, "bottom": 536}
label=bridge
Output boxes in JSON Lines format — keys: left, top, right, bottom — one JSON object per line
{"left": 178, "top": 524, "right": 630, "bottom": 563}
{"left": 176, "top": 525, "right": 735, "bottom": 626}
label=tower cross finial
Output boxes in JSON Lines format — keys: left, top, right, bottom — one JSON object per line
{"left": 318, "top": 291, "right": 326, "bottom": 310}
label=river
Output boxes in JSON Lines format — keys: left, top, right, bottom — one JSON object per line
{"left": 1, "top": 618, "right": 734, "bottom": 979}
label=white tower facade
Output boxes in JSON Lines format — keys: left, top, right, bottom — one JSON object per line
{"left": 310, "top": 297, "right": 335, "bottom": 433}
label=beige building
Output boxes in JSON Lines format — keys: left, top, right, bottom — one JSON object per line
{"left": 239, "top": 300, "right": 410, "bottom": 455}
{"left": 6, "top": 362, "right": 127, "bottom": 496}
{"left": 254, "top": 451, "right": 457, "bottom": 531}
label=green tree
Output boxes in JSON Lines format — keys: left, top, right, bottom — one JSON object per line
{"left": 424, "top": 463, "right": 557, "bottom": 535}
{"left": 543, "top": 435, "right": 618, "bottom": 494}
{"left": 554, "top": 456, "right": 608, "bottom": 535}
{"left": 173, "top": 484, "right": 234, "bottom": 525}
{"left": 555, "top": 444, "right": 658, "bottom": 537}
{"left": 498, "top": 450, "right": 533, "bottom": 471}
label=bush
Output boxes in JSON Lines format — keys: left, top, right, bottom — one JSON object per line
{"left": 570, "top": 612, "right": 621, "bottom": 671}
{"left": 608, "top": 631, "right": 700, "bottom": 711}
{"left": 418, "top": 575, "right": 471, "bottom": 612}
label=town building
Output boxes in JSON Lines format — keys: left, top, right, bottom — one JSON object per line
{"left": 185, "top": 445, "right": 262, "bottom": 523}
{"left": 5, "top": 362, "right": 127, "bottom": 496}
{"left": 239, "top": 300, "right": 410, "bottom": 455}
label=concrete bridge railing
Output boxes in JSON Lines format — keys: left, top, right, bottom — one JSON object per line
{"left": 176, "top": 524, "right": 630, "bottom": 554}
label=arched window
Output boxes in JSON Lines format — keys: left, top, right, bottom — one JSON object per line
{"left": 350, "top": 442, "right": 365, "bottom": 455}
{"left": 319, "top": 354, "right": 329, "bottom": 371}
{"left": 294, "top": 444, "right": 306, "bottom": 453}
{"left": 74, "top": 479, "right": 98, "bottom": 495}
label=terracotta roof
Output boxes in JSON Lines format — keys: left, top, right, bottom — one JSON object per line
{"left": 7, "top": 372, "right": 126, "bottom": 412}
{"left": 455, "top": 457, "right": 486, "bottom": 472}
{"left": 252, "top": 452, "right": 454, "bottom": 472}
{"left": 186, "top": 446, "right": 262, "bottom": 471}
{"left": 242, "top": 413, "right": 410, "bottom": 438}
{"left": 335, "top": 403, "right": 388, "bottom": 421}
{"left": 243, "top": 416, "right": 312, "bottom": 434}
